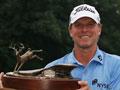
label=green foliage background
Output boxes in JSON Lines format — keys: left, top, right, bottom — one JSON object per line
{"left": 0, "top": 0, "right": 120, "bottom": 72}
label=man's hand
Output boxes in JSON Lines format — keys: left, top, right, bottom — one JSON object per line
{"left": 76, "top": 81, "right": 90, "bottom": 90}
{"left": 0, "top": 72, "right": 4, "bottom": 88}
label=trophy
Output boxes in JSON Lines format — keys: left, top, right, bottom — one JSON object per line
{"left": 2, "top": 43, "right": 80, "bottom": 90}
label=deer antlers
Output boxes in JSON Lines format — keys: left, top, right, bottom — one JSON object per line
{"left": 9, "top": 43, "right": 43, "bottom": 73}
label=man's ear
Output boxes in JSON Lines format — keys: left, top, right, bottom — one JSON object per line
{"left": 68, "top": 25, "right": 72, "bottom": 37}
{"left": 98, "top": 31, "right": 101, "bottom": 36}
{"left": 70, "top": 33, "right": 73, "bottom": 37}
{"left": 98, "top": 24, "right": 102, "bottom": 35}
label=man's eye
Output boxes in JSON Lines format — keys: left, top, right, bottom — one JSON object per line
{"left": 74, "top": 23, "right": 82, "bottom": 27}
{"left": 88, "top": 23, "right": 96, "bottom": 27}
{"left": 88, "top": 23, "right": 95, "bottom": 26}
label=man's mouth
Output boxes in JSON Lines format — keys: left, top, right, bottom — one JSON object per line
{"left": 80, "top": 35, "right": 90, "bottom": 39}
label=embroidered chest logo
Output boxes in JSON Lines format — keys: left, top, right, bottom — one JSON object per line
{"left": 92, "top": 79, "right": 110, "bottom": 89}
{"left": 98, "top": 55, "right": 102, "bottom": 61}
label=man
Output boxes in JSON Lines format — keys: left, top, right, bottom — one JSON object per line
{"left": 1, "top": 4, "right": 120, "bottom": 90}
{"left": 45, "top": 4, "right": 120, "bottom": 90}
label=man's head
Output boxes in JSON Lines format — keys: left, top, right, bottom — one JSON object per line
{"left": 68, "top": 4, "right": 102, "bottom": 49}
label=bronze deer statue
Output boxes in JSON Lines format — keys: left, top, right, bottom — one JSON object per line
{"left": 9, "top": 43, "right": 43, "bottom": 73}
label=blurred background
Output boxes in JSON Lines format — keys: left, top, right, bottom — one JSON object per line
{"left": 0, "top": 0, "right": 120, "bottom": 72}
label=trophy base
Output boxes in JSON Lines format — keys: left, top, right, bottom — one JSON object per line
{"left": 2, "top": 75, "right": 80, "bottom": 90}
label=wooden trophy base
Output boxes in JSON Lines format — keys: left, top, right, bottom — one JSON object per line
{"left": 2, "top": 75, "right": 80, "bottom": 90}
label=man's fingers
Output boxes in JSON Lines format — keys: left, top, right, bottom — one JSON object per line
{"left": 76, "top": 87, "right": 90, "bottom": 90}
{"left": 78, "top": 81, "right": 88, "bottom": 86}
{"left": 0, "top": 72, "right": 4, "bottom": 79}
{"left": 76, "top": 81, "right": 90, "bottom": 90}
{"left": 0, "top": 72, "right": 4, "bottom": 88}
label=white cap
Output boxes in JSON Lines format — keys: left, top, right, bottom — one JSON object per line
{"left": 69, "top": 4, "right": 100, "bottom": 25}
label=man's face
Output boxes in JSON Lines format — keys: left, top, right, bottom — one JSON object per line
{"left": 69, "top": 17, "right": 101, "bottom": 49}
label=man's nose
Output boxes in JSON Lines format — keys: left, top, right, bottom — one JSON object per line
{"left": 81, "top": 25, "right": 89, "bottom": 32}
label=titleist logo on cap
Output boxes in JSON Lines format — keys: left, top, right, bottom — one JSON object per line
{"left": 74, "top": 6, "right": 95, "bottom": 15}
{"left": 69, "top": 4, "right": 100, "bottom": 25}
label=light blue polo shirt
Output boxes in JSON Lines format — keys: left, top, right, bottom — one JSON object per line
{"left": 45, "top": 48, "right": 120, "bottom": 90}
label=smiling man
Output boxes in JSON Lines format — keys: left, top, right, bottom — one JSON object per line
{"left": 1, "top": 4, "right": 120, "bottom": 90}
{"left": 45, "top": 4, "right": 120, "bottom": 90}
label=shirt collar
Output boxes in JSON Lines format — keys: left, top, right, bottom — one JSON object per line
{"left": 68, "top": 48, "right": 104, "bottom": 65}
{"left": 91, "top": 48, "right": 104, "bottom": 64}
